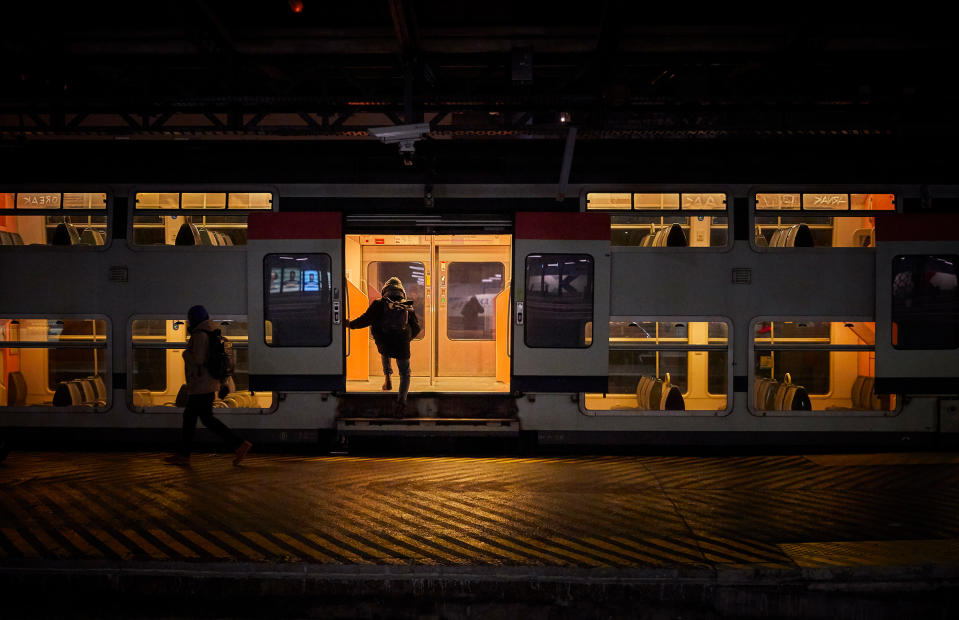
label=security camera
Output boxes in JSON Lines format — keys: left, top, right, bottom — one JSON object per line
{"left": 368, "top": 123, "right": 431, "bottom": 154}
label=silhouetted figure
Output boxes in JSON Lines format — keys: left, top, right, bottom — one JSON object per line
{"left": 346, "top": 277, "right": 421, "bottom": 417}
{"left": 164, "top": 305, "right": 252, "bottom": 466}
{"left": 461, "top": 295, "right": 484, "bottom": 332}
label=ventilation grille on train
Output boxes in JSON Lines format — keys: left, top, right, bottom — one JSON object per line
{"left": 731, "top": 268, "right": 752, "bottom": 284}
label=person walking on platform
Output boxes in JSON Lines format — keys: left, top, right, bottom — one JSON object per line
{"left": 164, "top": 305, "right": 252, "bottom": 466}
{"left": 345, "top": 277, "right": 421, "bottom": 417}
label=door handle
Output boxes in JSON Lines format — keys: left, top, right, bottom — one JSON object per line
{"left": 515, "top": 301, "right": 524, "bottom": 326}
{"left": 333, "top": 301, "right": 341, "bottom": 325}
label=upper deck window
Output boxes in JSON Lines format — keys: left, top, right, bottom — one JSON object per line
{"left": 0, "top": 192, "right": 108, "bottom": 247}
{"left": 132, "top": 192, "right": 272, "bottom": 246}
{"left": 754, "top": 193, "right": 895, "bottom": 248}
{"left": 586, "top": 192, "right": 728, "bottom": 248}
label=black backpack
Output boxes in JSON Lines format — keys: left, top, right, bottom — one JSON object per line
{"left": 381, "top": 299, "right": 411, "bottom": 335}
{"left": 201, "top": 329, "right": 235, "bottom": 381}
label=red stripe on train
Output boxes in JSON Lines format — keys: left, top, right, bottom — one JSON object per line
{"left": 515, "top": 212, "right": 610, "bottom": 241}
{"left": 248, "top": 212, "right": 342, "bottom": 240}
{"left": 876, "top": 214, "right": 959, "bottom": 242}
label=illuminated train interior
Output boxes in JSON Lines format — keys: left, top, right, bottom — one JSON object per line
{"left": 0, "top": 187, "right": 957, "bottom": 447}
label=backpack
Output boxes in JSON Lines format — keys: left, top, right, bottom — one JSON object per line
{"left": 381, "top": 299, "right": 411, "bottom": 335}
{"left": 201, "top": 329, "right": 235, "bottom": 381}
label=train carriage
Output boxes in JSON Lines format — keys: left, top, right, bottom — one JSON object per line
{"left": 1, "top": 183, "right": 958, "bottom": 449}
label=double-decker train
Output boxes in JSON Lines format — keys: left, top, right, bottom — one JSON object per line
{"left": 2, "top": 182, "right": 958, "bottom": 451}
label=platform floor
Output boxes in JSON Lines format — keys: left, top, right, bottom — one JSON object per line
{"left": 2, "top": 450, "right": 959, "bottom": 570}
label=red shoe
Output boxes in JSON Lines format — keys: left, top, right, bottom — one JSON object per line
{"left": 164, "top": 454, "right": 190, "bottom": 466}
{"left": 233, "top": 441, "right": 252, "bottom": 466}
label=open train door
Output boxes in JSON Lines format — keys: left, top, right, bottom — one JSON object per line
{"left": 876, "top": 214, "right": 959, "bottom": 393}
{"left": 512, "top": 212, "right": 610, "bottom": 392}
{"left": 247, "top": 212, "right": 345, "bottom": 391}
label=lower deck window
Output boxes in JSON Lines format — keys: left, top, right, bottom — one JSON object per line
{"left": 753, "top": 320, "right": 895, "bottom": 412}
{"left": 585, "top": 320, "right": 729, "bottom": 413}
{"left": 131, "top": 317, "right": 274, "bottom": 412}
{"left": 1, "top": 318, "right": 109, "bottom": 410}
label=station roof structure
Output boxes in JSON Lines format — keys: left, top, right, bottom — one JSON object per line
{"left": 1, "top": 3, "right": 957, "bottom": 183}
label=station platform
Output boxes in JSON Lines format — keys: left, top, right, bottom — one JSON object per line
{"left": 2, "top": 450, "right": 959, "bottom": 618}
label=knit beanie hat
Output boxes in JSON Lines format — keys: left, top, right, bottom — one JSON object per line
{"left": 187, "top": 305, "right": 209, "bottom": 327}
{"left": 381, "top": 277, "right": 406, "bottom": 299}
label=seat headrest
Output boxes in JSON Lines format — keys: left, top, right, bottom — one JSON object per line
{"left": 174, "top": 222, "right": 201, "bottom": 246}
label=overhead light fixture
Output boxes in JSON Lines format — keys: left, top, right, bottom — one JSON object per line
{"left": 288, "top": 0, "right": 304, "bottom": 13}
{"left": 559, "top": 112, "right": 572, "bottom": 124}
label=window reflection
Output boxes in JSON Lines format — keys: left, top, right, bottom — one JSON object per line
{"left": 524, "top": 254, "right": 594, "bottom": 348}
{"left": 447, "top": 262, "right": 504, "bottom": 340}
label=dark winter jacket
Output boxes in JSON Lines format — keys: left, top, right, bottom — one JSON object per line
{"left": 348, "top": 279, "right": 421, "bottom": 358}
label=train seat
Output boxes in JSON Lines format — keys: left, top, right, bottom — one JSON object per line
{"left": 198, "top": 228, "right": 218, "bottom": 246}
{"left": 10, "top": 232, "right": 23, "bottom": 245}
{"left": 0, "top": 231, "right": 11, "bottom": 245}
{"left": 90, "top": 375, "right": 108, "bottom": 405}
{"left": 174, "top": 222, "right": 201, "bottom": 245}
{"left": 772, "top": 373, "right": 811, "bottom": 410}
{"left": 6, "top": 371, "right": 27, "bottom": 407}
{"left": 770, "top": 224, "right": 814, "bottom": 248}
{"left": 52, "top": 381, "right": 84, "bottom": 406}
{"left": 79, "top": 228, "right": 104, "bottom": 246}
{"left": 826, "top": 375, "right": 890, "bottom": 411}
{"left": 635, "top": 374, "right": 685, "bottom": 410}
{"left": 219, "top": 234, "right": 234, "bottom": 246}
{"left": 132, "top": 390, "right": 153, "bottom": 408}
{"left": 652, "top": 223, "right": 688, "bottom": 247}
{"left": 76, "top": 379, "right": 98, "bottom": 406}
{"left": 52, "top": 222, "right": 81, "bottom": 245}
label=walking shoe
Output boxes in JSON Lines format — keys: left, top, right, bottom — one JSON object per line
{"left": 392, "top": 400, "right": 406, "bottom": 419}
{"left": 233, "top": 441, "right": 252, "bottom": 466}
{"left": 382, "top": 376, "right": 392, "bottom": 391}
{"left": 163, "top": 454, "right": 190, "bottom": 466}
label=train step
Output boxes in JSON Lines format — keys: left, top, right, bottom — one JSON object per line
{"left": 336, "top": 393, "right": 518, "bottom": 420}
{"left": 337, "top": 417, "right": 520, "bottom": 436}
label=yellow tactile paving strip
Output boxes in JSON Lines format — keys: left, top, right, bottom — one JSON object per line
{"left": 1, "top": 451, "right": 958, "bottom": 569}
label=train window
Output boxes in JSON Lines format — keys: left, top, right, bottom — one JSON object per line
{"left": 1, "top": 318, "right": 109, "bottom": 411}
{"left": 366, "top": 261, "right": 426, "bottom": 341}
{"left": 0, "top": 192, "right": 108, "bottom": 247}
{"left": 891, "top": 255, "right": 959, "bottom": 349}
{"left": 754, "top": 193, "right": 895, "bottom": 248}
{"left": 586, "top": 192, "right": 728, "bottom": 248}
{"left": 752, "top": 320, "right": 895, "bottom": 412}
{"left": 524, "top": 254, "right": 594, "bottom": 348}
{"left": 263, "top": 254, "right": 333, "bottom": 347}
{"left": 446, "top": 262, "right": 505, "bottom": 340}
{"left": 130, "top": 317, "right": 275, "bottom": 412}
{"left": 585, "top": 320, "right": 729, "bottom": 413}
{"left": 132, "top": 192, "right": 272, "bottom": 246}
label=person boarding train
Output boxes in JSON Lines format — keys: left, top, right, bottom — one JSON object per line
{"left": 345, "top": 277, "right": 421, "bottom": 417}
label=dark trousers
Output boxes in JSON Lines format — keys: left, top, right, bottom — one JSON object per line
{"left": 179, "top": 392, "right": 243, "bottom": 457}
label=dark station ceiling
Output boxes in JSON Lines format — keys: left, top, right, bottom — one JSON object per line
{"left": 0, "top": 3, "right": 957, "bottom": 183}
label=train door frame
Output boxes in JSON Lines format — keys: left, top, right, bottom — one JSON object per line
{"left": 511, "top": 212, "right": 611, "bottom": 393}
{"left": 246, "top": 212, "right": 345, "bottom": 391}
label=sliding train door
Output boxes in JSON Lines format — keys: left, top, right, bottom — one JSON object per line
{"left": 876, "top": 213, "right": 959, "bottom": 392}
{"left": 247, "top": 212, "right": 344, "bottom": 391}
{"left": 435, "top": 237, "right": 511, "bottom": 391}
{"left": 512, "top": 212, "right": 610, "bottom": 392}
